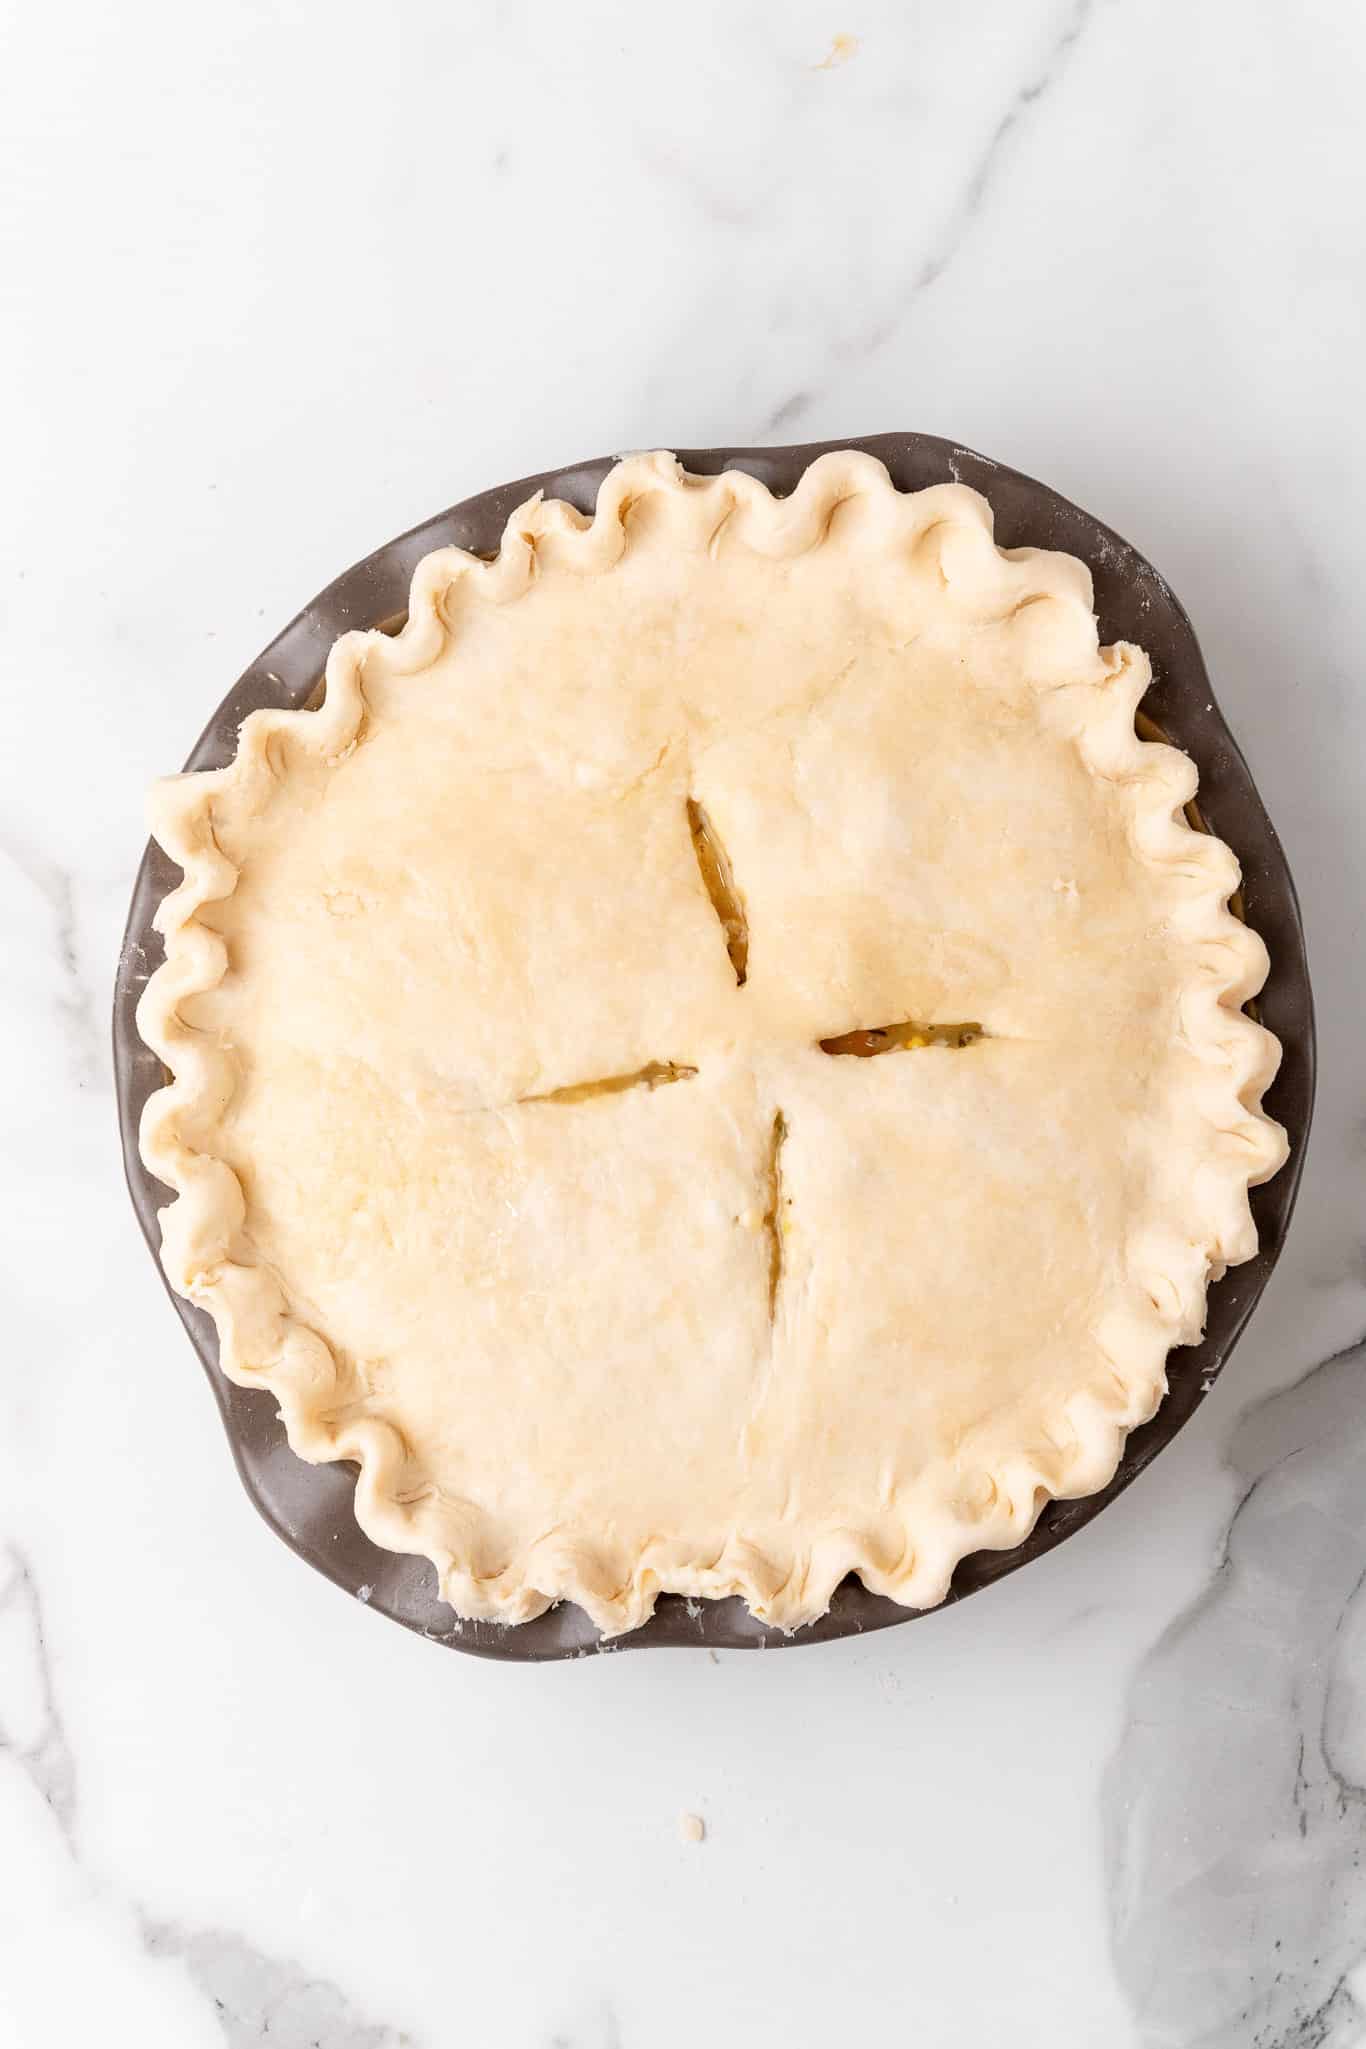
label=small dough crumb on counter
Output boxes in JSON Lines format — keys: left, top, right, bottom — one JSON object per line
{"left": 679, "top": 1812, "right": 706, "bottom": 1844}
{"left": 814, "top": 33, "right": 860, "bottom": 68}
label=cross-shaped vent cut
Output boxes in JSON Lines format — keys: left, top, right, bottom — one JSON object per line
{"left": 515, "top": 797, "right": 984, "bottom": 1331}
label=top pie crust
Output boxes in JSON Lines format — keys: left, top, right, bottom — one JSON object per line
{"left": 137, "top": 452, "right": 1288, "bottom": 1636}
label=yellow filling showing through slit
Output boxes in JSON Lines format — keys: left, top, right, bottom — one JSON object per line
{"left": 521, "top": 1061, "right": 697, "bottom": 1105}
{"left": 818, "top": 1020, "right": 983, "bottom": 1057}
{"left": 762, "top": 1109, "right": 787, "bottom": 1319}
{"left": 686, "top": 798, "right": 749, "bottom": 986}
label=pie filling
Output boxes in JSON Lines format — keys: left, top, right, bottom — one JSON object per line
{"left": 137, "top": 450, "right": 1289, "bottom": 1638}
{"left": 686, "top": 796, "right": 749, "bottom": 986}
{"left": 819, "top": 1020, "right": 984, "bottom": 1056}
{"left": 520, "top": 1059, "right": 697, "bottom": 1105}
{"left": 763, "top": 1108, "right": 788, "bottom": 1321}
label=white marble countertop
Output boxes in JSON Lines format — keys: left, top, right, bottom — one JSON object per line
{"left": 3, "top": 2, "right": 1364, "bottom": 2043}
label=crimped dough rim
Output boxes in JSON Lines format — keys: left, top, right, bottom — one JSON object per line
{"left": 136, "top": 452, "right": 1289, "bottom": 1636}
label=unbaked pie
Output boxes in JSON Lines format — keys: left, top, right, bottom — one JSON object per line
{"left": 138, "top": 452, "right": 1288, "bottom": 1635}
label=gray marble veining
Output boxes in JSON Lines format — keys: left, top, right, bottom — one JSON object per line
{"left": 140, "top": 1923, "right": 414, "bottom": 2049}
{"left": 0, "top": 838, "right": 103, "bottom": 1089}
{"left": 761, "top": 0, "right": 1099, "bottom": 432}
{"left": 0, "top": 1549, "right": 78, "bottom": 1850}
{"left": 1105, "top": 1337, "right": 1366, "bottom": 2049}
{"left": 0, "top": 1548, "right": 411, "bottom": 2046}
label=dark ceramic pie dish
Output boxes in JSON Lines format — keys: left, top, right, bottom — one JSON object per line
{"left": 113, "top": 434, "right": 1315, "bottom": 1661}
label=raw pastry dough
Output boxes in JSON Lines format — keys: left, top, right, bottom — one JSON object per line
{"left": 138, "top": 453, "right": 1287, "bottom": 1635}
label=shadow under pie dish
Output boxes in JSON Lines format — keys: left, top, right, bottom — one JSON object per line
{"left": 116, "top": 436, "right": 1313, "bottom": 1658}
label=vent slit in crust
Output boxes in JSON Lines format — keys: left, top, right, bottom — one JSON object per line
{"left": 819, "top": 1019, "right": 984, "bottom": 1056}
{"left": 763, "top": 1109, "right": 788, "bottom": 1323}
{"left": 519, "top": 1061, "right": 697, "bottom": 1106}
{"left": 686, "top": 797, "right": 749, "bottom": 986}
